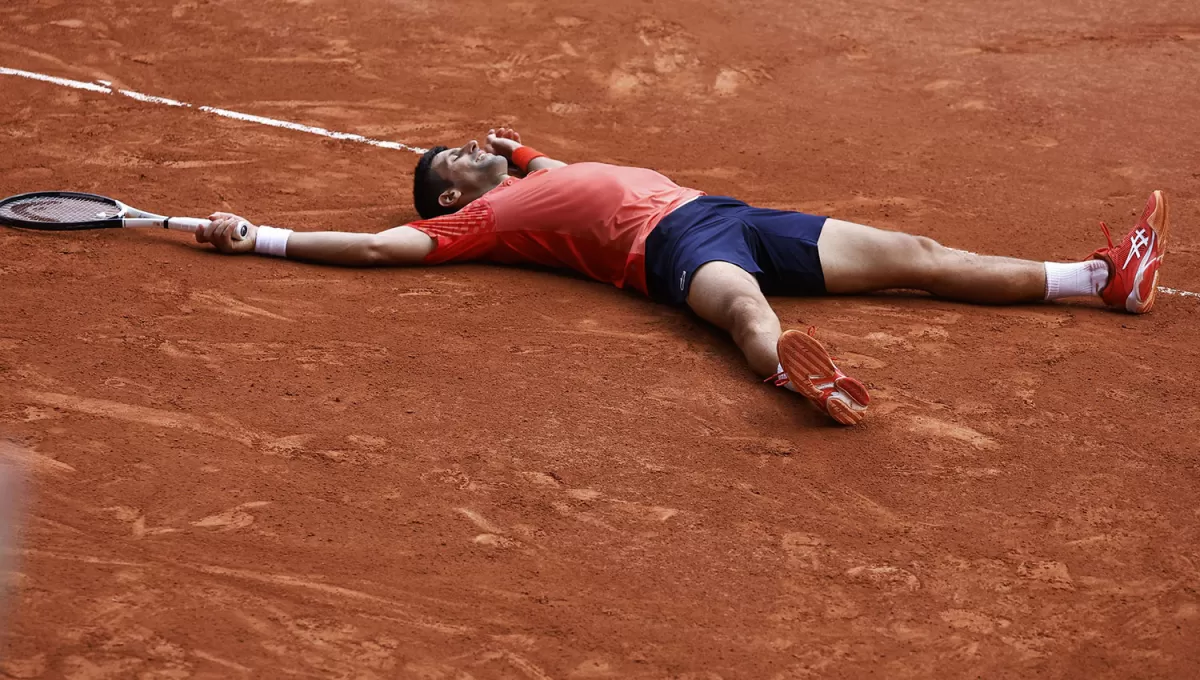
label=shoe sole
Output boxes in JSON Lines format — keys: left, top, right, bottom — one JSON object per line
{"left": 1131, "top": 190, "right": 1170, "bottom": 314}
{"left": 777, "top": 330, "right": 870, "bottom": 426}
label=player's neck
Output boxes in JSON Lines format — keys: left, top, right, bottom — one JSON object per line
{"left": 479, "top": 174, "right": 509, "bottom": 196}
{"left": 456, "top": 174, "right": 509, "bottom": 207}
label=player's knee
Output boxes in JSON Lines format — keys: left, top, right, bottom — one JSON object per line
{"left": 727, "top": 295, "right": 775, "bottom": 339}
{"left": 911, "top": 235, "right": 943, "bottom": 259}
{"left": 907, "top": 235, "right": 949, "bottom": 284}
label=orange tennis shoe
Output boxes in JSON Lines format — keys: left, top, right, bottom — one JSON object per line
{"left": 1092, "top": 190, "right": 1170, "bottom": 314}
{"left": 771, "top": 329, "right": 870, "bottom": 426}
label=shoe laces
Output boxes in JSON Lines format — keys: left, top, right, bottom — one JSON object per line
{"left": 1098, "top": 221, "right": 1116, "bottom": 250}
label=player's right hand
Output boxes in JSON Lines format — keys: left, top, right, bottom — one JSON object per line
{"left": 197, "top": 212, "right": 257, "bottom": 254}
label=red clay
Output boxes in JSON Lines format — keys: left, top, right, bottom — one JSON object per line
{"left": 2, "top": 0, "right": 1199, "bottom": 677}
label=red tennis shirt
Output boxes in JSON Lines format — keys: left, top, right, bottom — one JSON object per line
{"left": 408, "top": 163, "right": 704, "bottom": 295}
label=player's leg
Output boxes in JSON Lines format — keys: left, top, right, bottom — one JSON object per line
{"left": 686, "top": 261, "right": 869, "bottom": 425}
{"left": 818, "top": 219, "right": 1055, "bottom": 302}
{"left": 645, "top": 197, "right": 870, "bottom": 425}
{"left": 684, "top": 261, "right": 781, "bottom": 377}
{"left": 817, "top": 190, "right": 1170, "bottom": 312}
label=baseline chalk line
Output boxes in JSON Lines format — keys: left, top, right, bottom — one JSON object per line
{"left": 1, "top": 65, "right": 426, "bottom": 154}
{"left": 1156, "top": 286, "right": 1200, "bottom": 299}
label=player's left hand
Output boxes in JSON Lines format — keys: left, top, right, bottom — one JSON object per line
{"left": 197, "top": 212, "right": 257, "bottom": 254}
{"left": 485, "top": 127, "right": 523, "bottom": 160}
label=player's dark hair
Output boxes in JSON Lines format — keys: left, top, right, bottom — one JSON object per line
{"left": 413, "top": 146, "right": 455, "bottom": 220}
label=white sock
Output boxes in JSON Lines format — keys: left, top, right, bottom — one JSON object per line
{"left": 1044, "top": 260, "right": 1109, "bottom": 300}
{"left": 775, "top": 363, "right": 800, "bottom": 392}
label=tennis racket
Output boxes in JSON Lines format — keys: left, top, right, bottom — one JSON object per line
{"left": 0, "top": 191, "right": 247, "bottom": 239}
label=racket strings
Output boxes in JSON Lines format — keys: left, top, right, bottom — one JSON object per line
{"left": 0, "top": 195, "right": 120, "bottom": 223}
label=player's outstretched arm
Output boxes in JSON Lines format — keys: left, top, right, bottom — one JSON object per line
{"left": 196, "top": 213, "right": 434, "bottom": 266}
{"left": 486, "top": 127, "right": 567, "bottom": 172}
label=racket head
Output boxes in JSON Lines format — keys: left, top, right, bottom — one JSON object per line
{"left": 0, "top": 191, "right": 126, "bottom": 230}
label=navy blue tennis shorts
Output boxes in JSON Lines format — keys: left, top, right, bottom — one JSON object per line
{"left": 644, "top": 196, "right": 828, "bottom": 306}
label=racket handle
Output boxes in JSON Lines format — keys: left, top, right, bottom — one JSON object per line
{"left": 124, "top": 216, "right": 208, "bottom": 232}
{"left": 129, "top": 217, "right": 248, "bottom": 241}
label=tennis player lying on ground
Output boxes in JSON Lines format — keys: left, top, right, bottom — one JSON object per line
{"left": 197, "top": 128, "right": 1170, "bottom": 425}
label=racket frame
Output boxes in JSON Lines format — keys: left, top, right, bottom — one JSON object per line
{"left": 0, "top": 191, "right": 245, "bottom": 238}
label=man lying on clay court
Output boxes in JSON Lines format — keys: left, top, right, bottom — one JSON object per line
{"left": 196, "top": 128, "right": 1170, "bottom": 426}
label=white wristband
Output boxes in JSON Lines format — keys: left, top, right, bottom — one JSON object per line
{"left": 254, "top": 225, "right": 292, "bottom": 257}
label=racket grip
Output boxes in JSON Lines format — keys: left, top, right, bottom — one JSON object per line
{"left": 159, "top": 217, "right": 209, "bottom": 233}
{"left": 159, "top": 217, "right": 247, "bottom": 240}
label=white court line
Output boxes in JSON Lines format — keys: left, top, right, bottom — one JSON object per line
{"left": 120, "top": 89, "right": 189, "bottom": 107}
{"left": 1, "top": 66, "right": 112, "bottom": 93}
{"left": 0, "top": 65, "right": 426, "bottom": 153}
{"left": 197, "top": 106, "right": 420, "bottom": 152}
{"left": 1157, "top": 286, "right": 1200, "bottom": 299}
{"left": 2, "top": 64, "right": 1198, "bottom": 302}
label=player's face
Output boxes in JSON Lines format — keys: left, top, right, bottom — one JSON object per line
{"left": 434, "top": 140, "right": 507, "bottom": 191}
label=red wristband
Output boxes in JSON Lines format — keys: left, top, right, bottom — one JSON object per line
{"left": 512, "top": 146, "right": 547, "bottom": 173}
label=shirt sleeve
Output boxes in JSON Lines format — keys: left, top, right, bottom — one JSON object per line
{"left": 407, "top": 175, "right": 531, "bottom": 263}
{"left": 409, "top": 200, "right": 495, "bottom": 239}
{"left": 408, "top": 199, "right": 499, "bottom": 264}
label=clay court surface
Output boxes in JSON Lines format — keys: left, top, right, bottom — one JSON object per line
{"left": 2, "top": 0, "right": 1200, "bottom": 676}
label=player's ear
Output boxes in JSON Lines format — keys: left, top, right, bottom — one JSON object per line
{"left": 438, "top": 188, "right": 462, "bottom": 208}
